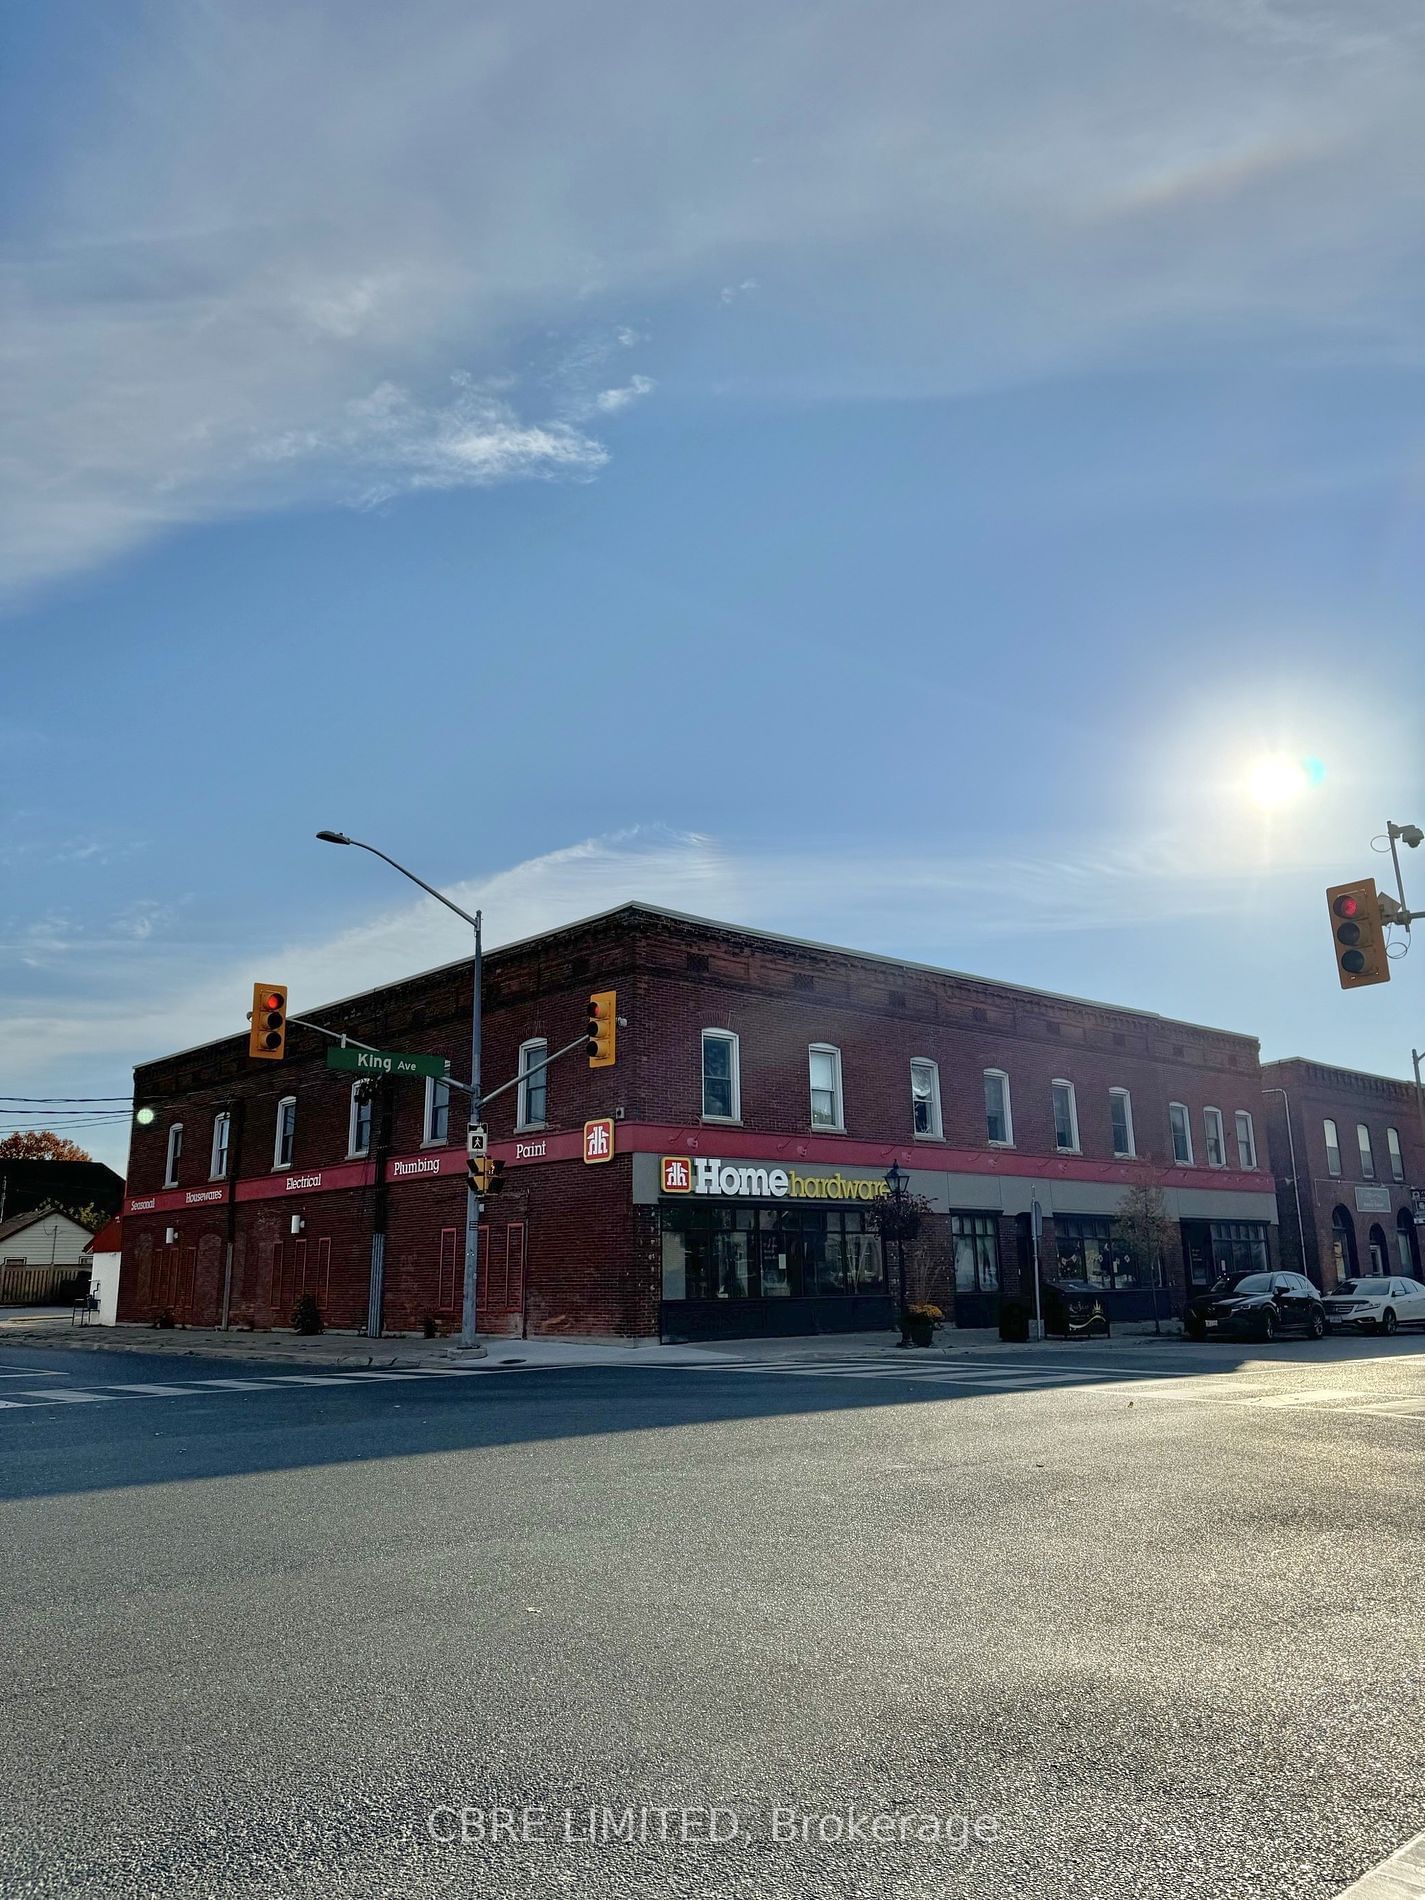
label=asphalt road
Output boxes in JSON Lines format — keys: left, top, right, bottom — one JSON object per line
{"left": 4, "top": 1334, "right": 1425, "bottom": 1899}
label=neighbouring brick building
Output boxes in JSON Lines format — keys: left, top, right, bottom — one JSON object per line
{"left": 117, "top": 903, "right": 1282, "bottom": 1340}
{"left": 1261, "top": 1058, "right": 1425, "bottom": 1290}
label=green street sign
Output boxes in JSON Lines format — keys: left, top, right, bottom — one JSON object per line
{"left": 325, "top": 1045, "right": 448, "bottom": 1081}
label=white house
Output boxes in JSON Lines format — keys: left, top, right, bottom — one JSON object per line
{"left": 0, "top": 1206, "right": 97, "bottom": 1305}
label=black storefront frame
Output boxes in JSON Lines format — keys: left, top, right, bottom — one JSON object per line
{"left": 658, "top": 1200, "right": 895, "bottom": 1342}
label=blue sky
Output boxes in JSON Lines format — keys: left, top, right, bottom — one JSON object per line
{"left": 4, "top": 0, "right": 1425, "bottom": 1171}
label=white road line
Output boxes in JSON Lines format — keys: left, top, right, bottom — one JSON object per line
{"left": 334, "top": 1371, "right": 441, "bottom": 1382}
{"left": 1249, "top": 1390, "right": 1371, "bottom": 1409}
{"left": 12, "top": 1389, "right": 113, "bottom": 1403}
{"left": 1333, "top": 1823, "right": 1425, "bottom": 1896}
{"left": 0, "top": 1365, "right": 70, "bottom": 1378}
{"left": 104, "top": 1383, "right": 204, "bottom": 1397}
{"left": 190, "top": 1383, "right": 290, "bottom": 1398}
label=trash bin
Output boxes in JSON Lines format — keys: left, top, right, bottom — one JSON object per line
{"left": 1040, "top": 1278, "right": 1111, "bottom": 1339}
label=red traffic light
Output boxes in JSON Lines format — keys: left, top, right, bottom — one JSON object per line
{"left": 1332, "top": 895, "right": 1360, "bottom": 921}
{"left": 262, "top": 991, "right": 284, "bottom": 1012}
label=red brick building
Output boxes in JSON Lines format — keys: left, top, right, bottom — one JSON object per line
{"left": 118, "top": 903, "right": 1280, "bottom": 1339}
{"left": 1261, "top": 1058, "right": 1424, "bottom": 1289}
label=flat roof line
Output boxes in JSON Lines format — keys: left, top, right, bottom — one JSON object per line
{"left": 136, "top": 896, "right": 1261, "bottom": 1074}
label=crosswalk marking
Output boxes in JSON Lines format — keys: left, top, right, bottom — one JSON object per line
{"left": 16, "top": 1388, "right": 113, "bottom": 1403}
{"left": 105, "top": 1383, "right": 204, "bottom": 1396}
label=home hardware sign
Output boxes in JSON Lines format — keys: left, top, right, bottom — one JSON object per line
{"left": 661, "top": 1156, "right": 890, "bottom": 1203}
{"left": 326, "top": 1046, "right": 448, "bottom": 1081}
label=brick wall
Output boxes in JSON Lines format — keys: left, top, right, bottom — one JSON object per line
{"left": 117, "top": 903, "right": 1279, "bottom": 1337}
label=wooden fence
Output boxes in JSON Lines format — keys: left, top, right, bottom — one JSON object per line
{"left": 0, "top": 1262, "right": 91, "bottom": 1305}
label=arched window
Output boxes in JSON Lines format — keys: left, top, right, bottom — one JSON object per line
{"left": 1368, "top": 1224, "right": 1389, "bottom": 1275}
{"left": 209, "top": 1112, "right": 231, "bottom": 1180}
{"left": 1330, "top": 1205, "right": 1357, "bottom": 1285}
{"left": 517, "top": 1039, "right": 549, "bottom": 1129}
{"left": 348, "top": 1084, "right": 372, "bottom": 1158}
{"left": 163, "top": 1122, "right": 183, "bottom": 1187}
{"left": 1396, "top": 1208, "right": 1421, "bottom": 1277}
{"left": 273, "top": 1097, "right": 296, "bottom": 1171}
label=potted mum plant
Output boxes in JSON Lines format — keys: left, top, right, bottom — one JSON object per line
{"left": 902, "top": 1301, "right": 943, "bottom": 1348}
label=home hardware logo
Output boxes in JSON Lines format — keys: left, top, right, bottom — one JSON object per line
{"left": 660, "top": 1156, "right": 889, "bottom": 1202}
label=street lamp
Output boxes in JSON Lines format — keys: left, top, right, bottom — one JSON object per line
{"left": 884, "top": 1160, "right": 909, "bottom": 1339}
{"left": 317, "top": 830, "right": 485, "bottom": 1354}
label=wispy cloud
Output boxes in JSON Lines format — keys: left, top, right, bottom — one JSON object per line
{"left": 6, "top": 0, "right": 1425, "bottom": 597}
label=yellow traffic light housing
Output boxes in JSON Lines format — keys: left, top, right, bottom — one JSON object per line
{"left": 248, "top": 982, "right": 289, "bottom": 1059}
{"left": 1326, "top": 880, "right": 1390, "bottom": 989}
{"left": 467, "top": 1156, "right": 506, "bottom": 1195}
{"left": 587, "top": 990, "right": 617, "bottom": 1068}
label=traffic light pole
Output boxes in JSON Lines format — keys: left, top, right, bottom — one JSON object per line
{"left": 460, "top": 910, "right": 483, "bottom": 1353}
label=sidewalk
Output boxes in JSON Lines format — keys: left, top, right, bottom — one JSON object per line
{"left": 0, "top": 1316, "right": 1185, "bottom": 1371}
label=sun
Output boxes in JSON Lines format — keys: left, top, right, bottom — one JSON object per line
{"left": 1246, "top": 755, "right": 1313, "bottom": 811}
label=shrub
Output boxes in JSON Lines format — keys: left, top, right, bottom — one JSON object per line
{"left": 291, "top": 1293, "right": 323, "bottom": 1336}
{"left": 998, "top": 1297, "right": 1030, "bottom": 1343}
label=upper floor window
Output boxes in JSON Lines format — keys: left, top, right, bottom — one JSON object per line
{"left": 1357, "top": 1123, "right": 1375, "bottom": 1180}
{"left": 701, "top": 1030, "right": 740, "bottom": 1122}
{"left": 1169, "top": 1102, "right": 1193, "bottom": 1166}
{"left": 1235, "top": 1110, "right": 1257, "bottom": 1171}
{"left": 517, "top": 1039, "right": 548, "bottom": 1129}
{"left": 424, "top": 1074, "right": 451, "bottom": 1146}
{"left": 984, "top": 1070, "right": 1013, "bottom": 1147}
{"left": 209, "top": 1113, "right": 230, "bottom": 1180}
{"left": 163, "top": 1122, "right": 184, "bottom": 1187}
{"left": 1051, "top": 1080, "right": 1079, "bottom": 1153}
{"left": 348, "top": 1084, "right": 372, "bottom": 1158}
{"left": 808, "top": 1045, "right": 844, "bottom": 1130}
{"left": 1203, "top": 1107, "right": 1225, "bottom": 1168}
{"left": 1387, "top": 1126, "right": 1404, "bottom": 1183}
{"left": 1109, "top": 1088, "right": 1135, "bottom": 1158}
{"left": 273, "top": 1098, "right": 296, "bottom": 1171}
{"left": 911, "top": 1059, "right": 942, "bottom": 1139}
{"left": 1324, "top": 1118, "right": 1341, "bottom": 1177}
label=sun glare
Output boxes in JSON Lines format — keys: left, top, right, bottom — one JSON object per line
{"left": 1246, "top": 755, "right": 1313, "bottom": 811}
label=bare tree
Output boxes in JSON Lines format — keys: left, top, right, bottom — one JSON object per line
{"left": 1116, "top": 1182, "right": 1180, "bottom": 1333}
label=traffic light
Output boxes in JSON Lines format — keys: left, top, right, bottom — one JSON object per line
{"left": 248, "top": 982, "right": 288, "bottom": 1059}
{"left": 587, "top": 990, "right": 617, "bottom": 1068}
{"left": 1326, "top": 880, "right": 1390, "bottom": 989}
{"left": 467, "top": 1156, "right": 506, "bottom": 1196}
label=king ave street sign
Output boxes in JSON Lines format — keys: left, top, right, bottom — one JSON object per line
{"left": 326, "top": 1046, "right": 448, "bottom": 1081}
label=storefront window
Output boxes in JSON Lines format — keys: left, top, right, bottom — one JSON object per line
{"left": 1208, "top": 1220, "right": 1270, "bottom": 1278}
{"left": 951, "top": 1213, "right": 999, "bottom": 1293}
{"left": 1054, "top": 1214, "right": 1135, "bottom": 1287}
{"left": 660, "top": 1204, "right": 885, "bottom": 1301}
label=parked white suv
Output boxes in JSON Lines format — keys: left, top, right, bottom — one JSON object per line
{"left": 1322, "top": 1276, "right": 1425, "bottom": 1336}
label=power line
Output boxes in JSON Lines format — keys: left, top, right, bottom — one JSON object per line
{"left": 0, "top": 1095, "right": 133, "bottom": 1103}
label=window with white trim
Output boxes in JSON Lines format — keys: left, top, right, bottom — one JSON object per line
{"left": 209, "top": 1113, "right": 230, "bottom": 1180}
{"left": 910, "top": 1059, "right": 942, "bottom": 1139}
{"left": 1109, "top": 1088, "right": 1135, "bottom": 1158}
{"left": 273, "top": 1098, "right": 296, "bottom": 1171}
{"left": 984, "top": 1070, "right": 1013, "bottom": 1146}
{"left": 1324, "top": 1118, "right": 1341, "bottom": 1177}
{"left": 701, "top": 1030, "right": 740, "bottom": 1121}
{"left": 1051, "top": 1079, "right": 1079, "bottom": 1153}
{"left": 808, "top": 1045, "right": 844, "bottom": 1130}
{"left": 1169, "top": 1102, "right": 1193, "bottom": 1165}
{"left": 424, "top": 1074, "right": 451, "bottom": 1146}
{"left": 1357, "top": 1123, "right": 1375, "bottom": 1180}
{"left": 1203, "top": 1107, "right": 1225, "bottom": 1168}
{"left": 1235, "top": 1110, "right": 1257, "bottom": 1171}
{"left": 164, "top": 1122, "right": 183, "bottom": 1187}
{"left": 348, "top": 1085, "right": 372, "bottom": 1158}
{"left": 1387, "top": 1126, "right": 1404, "bottom": 1183}
{"left": 516, "top": 1039, "right": 548, "bottom": 1130}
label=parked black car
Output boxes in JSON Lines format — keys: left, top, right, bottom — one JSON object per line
{"left": 1185, "top": 1270, "right": 1327, "bottom": 1342}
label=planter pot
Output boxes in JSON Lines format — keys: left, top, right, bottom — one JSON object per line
{"left": 907, "top": 1318, "right": 935, "bottom": 1348}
